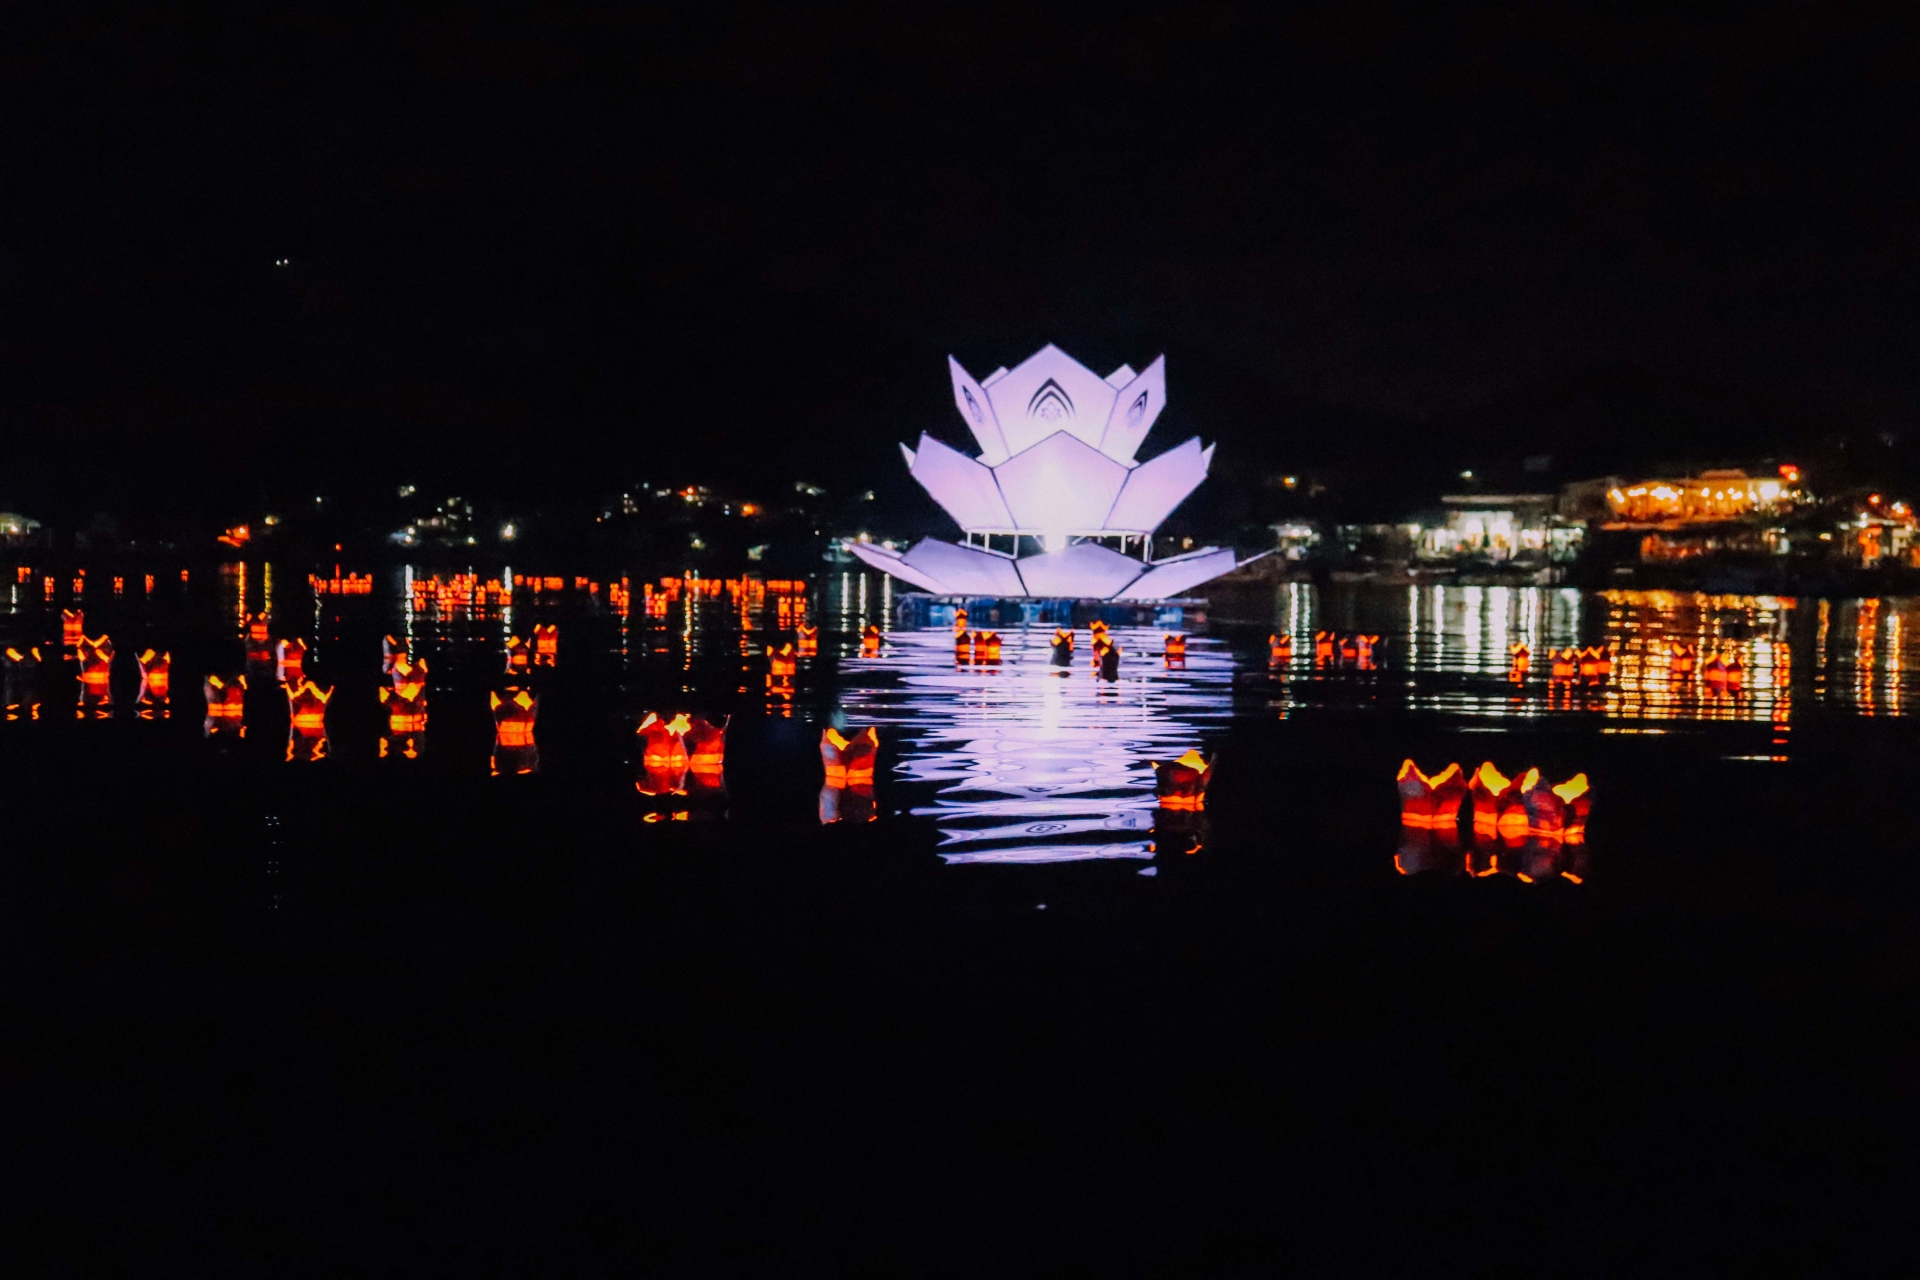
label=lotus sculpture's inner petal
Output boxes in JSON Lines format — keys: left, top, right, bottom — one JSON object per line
{"left": 901, "top": 538, "right": 1027, "bottom": 597}
{"left": 845, "top": 540, "right": 948, "bottom": 593}
{"left": 1098, "top": 355, "right": 1167, "bottom": 465}
{"left": 993, "top": 431, "right": 1130, "bottom": 534}
{"left": 908, "top": 432, "right": 1016, "bottom": 530}
{"left": 947, "top": 357, "right": 1010, "bottom": 464}
{"left": 1103, "top": 436, "right": 1213, "bottom": 533}
{"left": 1117, "top": 547, "right": 1240, "bottom": 599}
{"left": 984, "top": 344, "right": 1120, "bottom": 457}
{"left": 1014, "top": 542, "right": 1146, "bottom": 599}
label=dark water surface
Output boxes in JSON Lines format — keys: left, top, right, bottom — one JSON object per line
{"left": 6, "top": 567, "right": 1912, "bottom": 1271}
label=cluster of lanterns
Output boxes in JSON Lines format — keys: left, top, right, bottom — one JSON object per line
{"left": 1268, "top": 631, "right": 1382, "bottom": 669}
{"left": 1396, "top": 759, "right": 1591, "bottom": 882}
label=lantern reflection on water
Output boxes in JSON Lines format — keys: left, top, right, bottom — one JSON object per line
{"left": 490, "top": 686, "right": 539, "bottom": 775}
{"left": 275, "top": 638, "right": 306, "bottom": 685}
{"left": 4, "top": 646, "right": 41, "bottom": 720}
{"left": 284, "top": 679, "right": 332, "bottom": 761}
{"left": 533, "top": 623, "right": 558, "bottom": 667}
{"left": 136, "top": 649, "right": 170, "bottom": 718}
{"left": 203, "top": 675, "right": 246, "bottom": 737}
{"left": 76, "top": 635, "right": 113, "bottom": 718}
{"left": 840, "top": 627, "right": 1230, "bottom": 862}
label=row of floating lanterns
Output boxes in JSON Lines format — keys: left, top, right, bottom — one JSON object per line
{"left": 1396, "top": 759, "right": 1591, "bottom": 882}
{"left": 1268, "top": 632, "right": 1384, "bottom": 669}
{"left": 1510, "top": 642, "right": 1749, "bottom": 689}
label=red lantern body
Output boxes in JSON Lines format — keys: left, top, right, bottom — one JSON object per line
{"left": 61, "top": 609, "right": 83, "bottom": 649}
{"left": 1549, "top": 648, "right": 1579, "bottom": 680}
{"left": 768, "top": 643, "right": 797, "bottom": 678}
{"left": 1396, "top": 760, "right": 1466, "bottom": 831}
{"left": 203, "top": 674, "right": 246, "bottom": 737}
{"left": 796, "top": 624, "right": 819, "bottom": 656}
{"left": 1155, "top": 749, "right": 1213, "bottom": 811}
{"left": 821, "top": 726, "right": 879, "bottom": 788}
{"left": 1269, "top": 633, "right": 1292, "bottom": 667}
{"left": 490, "top": 687, "right": 539, "bottom": 775}
{"left": 1164, "top": 633, "right": 1187, "bottom": 666}
{"left": 504, "top": 636, "right": 531, "bottom": 673}
{"left": 275, "top": 638, "right": 306, "bottom": 685}
{"left": 533, "top": 623, "right": 558, "bottom": 666}
{"left": 284, "top": 679, "right": 332, "bottom": 761}
{"left": 136, "top": 649, "right": 170, "bottom": 717}
{"left": 76, "top": 635, "right": 113, "bottom": 718}
{"left": 861, "top": 624, "right": 882, "bottom": 654}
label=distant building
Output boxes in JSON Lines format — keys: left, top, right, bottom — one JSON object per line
{"left": 1602, "top": 468, "right": 1802, "bottom": 526}
{"left": 0, "top": 513, "right": 42, "bottom": 547}
{"left": 1416, "top": 493, "right": 1581, "bottom": 563}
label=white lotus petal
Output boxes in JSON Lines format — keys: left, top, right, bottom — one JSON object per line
{"left": 900, "top": 538, "right": 1027, "bottom": 596}
{"left": 1098, "top": 354, "right": 1166, "bottom": 464}
{"left": 1116, "top": 547, "right": 1239, "bottom": 599}
{"left": 983, "top": 343, "right": 1119, "bottom": 456}
{"left": 948, "top": 356, "right": 1009, "bottom": 464}
{"left": 1104, "top": 437, "right": 1211, "bottom": 532}
{"left": 846, "top": 540, "right": 948, "bottom": 592}
{"left": 1013, "top": 542, "right": 1146, "bottom": 599}
{"left": 992, "top": 431, "right": 1130, "bottom": 533}
{"left": 1104, "top": 363, "right": 1137, "bottom": 388}
{"left": 908, "top": 432, "right": 1016, "bottom": 530}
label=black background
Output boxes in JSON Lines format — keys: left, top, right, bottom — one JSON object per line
{"left": 5, "top": 3, "right": 1918, "bottom": 525}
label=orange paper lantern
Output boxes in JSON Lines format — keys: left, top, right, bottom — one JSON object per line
{"left": 768, "top": 643, "right": 797, "bottom": 678}
{"left": 202, "top": 674, "right": 246, "bottom": 736}
{"left": 796, "top": 624, "right": 819, "bottom": 656}
{"left": 1396, "top": 760, "right": 1466, "bottom": 831}
{"left": 490, "top": 686, "right": 540, "bottom": 775}
{"left": 275, "top": 638, "right": 306, "bottom": 684}
{"left": 75, "top": 635, "right": 113, "bottom": 717}
{"left": 381, "top": 634, "right": 407, "bottom": 674}
{"left": 504, "top": 635, "right": 531, "bottom": 673}
{"left": 136, "top": 649, "right": 171, "bottom": 711}
{"left": 953, "top": 607, "right": 969, "bottom": 635}
{"left": 1050, "top": 628, "right": 1075, "bottom": 666}
{"left": 861, "top": 624, "right": 882, "bottom": 654}
{"left": 1269, "top": 633, "right": 1292, "bottom": 667}
{"left": 1154, "top": 749, "right": 1213, "bottom": 810}
{"left": 533, "top": 623, "right": 558, "bottom": 666}
{"left": 61, "top": 609, "right": 83, "bottom": 649}
{"left": 1164, "top": 633, "right": 1187, "bottom": 666}
{"left": 284, "top": 679, "right": 332, "bottom": 761}
{"left": 1548, "top": 648, "right": 1579, "bottom": 680}
{"left": 821, "top": 725, "right": 879, "bottom": 787}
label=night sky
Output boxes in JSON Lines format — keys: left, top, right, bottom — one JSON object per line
{"left": 5, "top": 4, "right": 1918, "bottom": 528}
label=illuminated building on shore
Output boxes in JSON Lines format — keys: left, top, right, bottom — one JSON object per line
{"left": 846, "top": 344, "right": 1263, "bottom": 600}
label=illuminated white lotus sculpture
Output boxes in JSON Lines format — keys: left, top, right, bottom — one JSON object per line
{"left": 847, "top": 344, "right": 1263, "bottom": 600}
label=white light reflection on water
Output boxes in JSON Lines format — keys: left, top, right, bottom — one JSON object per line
{"left": 834, "top": 626, "right": 1234, "bottom": 864}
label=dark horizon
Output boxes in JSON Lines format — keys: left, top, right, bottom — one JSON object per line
{"left": 6, "top": 5, "right": 1918, "bottom": 528}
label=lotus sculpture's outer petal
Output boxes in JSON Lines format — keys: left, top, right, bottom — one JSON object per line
{"left": 1103, "top": 436, "right": 1212, "bottom": 533}
{"left": 907, "top": 432, "right": 1016, "bottom": 530}
{"left": 845, "top": 540, "right": 948, "bottom": 592}
{"left": 1119, "top": 548, "right": 1242, "bottom": 599}
{"left": 983, "top": 344, "right": 1120, "bottom": 458}
{"left": 1098, "top": 355, "right": 1167, "bottom": 465}
{"left": 1013, "top": 542, "right": 1146, "bottom": 599}
{"left": 993, "top": 431, "right": 1130, "bottom": 533}
{"left": 948, "top": 357, "right": 1010, "bottom": 464}
{"left": 900, "top": 538, "right": 1027, "bottom": 597}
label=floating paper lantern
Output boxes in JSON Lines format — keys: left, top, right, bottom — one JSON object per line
{"left": 275, "top": 638, "right": 306, "bottom": 684}
{"left": 1090, "top": 619, "right": 1109, "bottom": 640}
{"left": 1669, "top": 642, "right": 1696, "bottom": 677}
{"left": 1468, "top": 762, "right": 1531, "bottom": 842}
{"left": 76, "top": 635, "right": 114, "bottom": 717}
{"left": 637, "top": 711, "right": 693, "bottom": 774}
{"left": 380, "top": 681, "right": 428, "bottom": 734}
{"left": 1704, "top": 651, "right": 1744, "bottom": 691}
{"left": 796, "top": 624, "right": 819, "bottom": 656}
{"left": 1097, "top": 640, "right": 1122, "bottom": 681}
{"left": 533, "top": 623, "right": 558, "bottom": 667}
{"left": 821, "top": 725, "right": 879, "bottom": 787}
{"left": 284, "top": 679, "right": 332, "bottom": 761}
{"left": 953, "top": 607, "right": 969, "bottom": 635}
{"left": 1396, "top": 759, "right": 1466, "bottom": 831}
{"left": 388, "top": 653, "right": 427, "bottom": 688}
{"left": 504, "top": 635, "right": 532, "bottom": 673}
{"left": 381, "top": 634, "right": 406, "bottom": 674}
{"left": 1549, "top": 648, "right": 1579, "bottom": 680}
{"left": 248, "top": 614, "right": 271, "bottom": 645}
{"left": 1163, "top": 633, "right": 1187, "bottom": 666}
{"left": 685, "top": 714, "right": 727, "bottom": 776}
{"left": 489, "top": 686, "right": 539, "bottom": 775}
{"left": 5, "top": 645, "right": 42, "bottom": 720}
{"left": 1509, "top": 643, "right": 1531, "bottom": 682}
{"left": 861, "top": 624, "right": 882, "bottom": 654}
{"left": 1520, "top": 771, "right": 1592, "bottom": 843}
{"left": 136, "top": 649, "right": 170, "bottom": 714}
{"left": 1577, "top": 646, "right": 1611, "bottom": 679}
{"left": 768, "top": 643, "right": 797, "bottom": 678}
{"left": 203, "top": 674, "right": 246, "bottom": 737}
{"left": 1050, "top": 628, "right": 1075, "bottom": 665}
{"left": 1313, "top": 630, "right": 1334, "bottom": 665}
{"left": 1269, "top": 633, "right": 1292, "bottom": 667}
{"left": 61, "top": 609, "right": 83, "bottom": 649}
{"left": 1154, "top": 748, "right": 1213, "bottom": 810}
